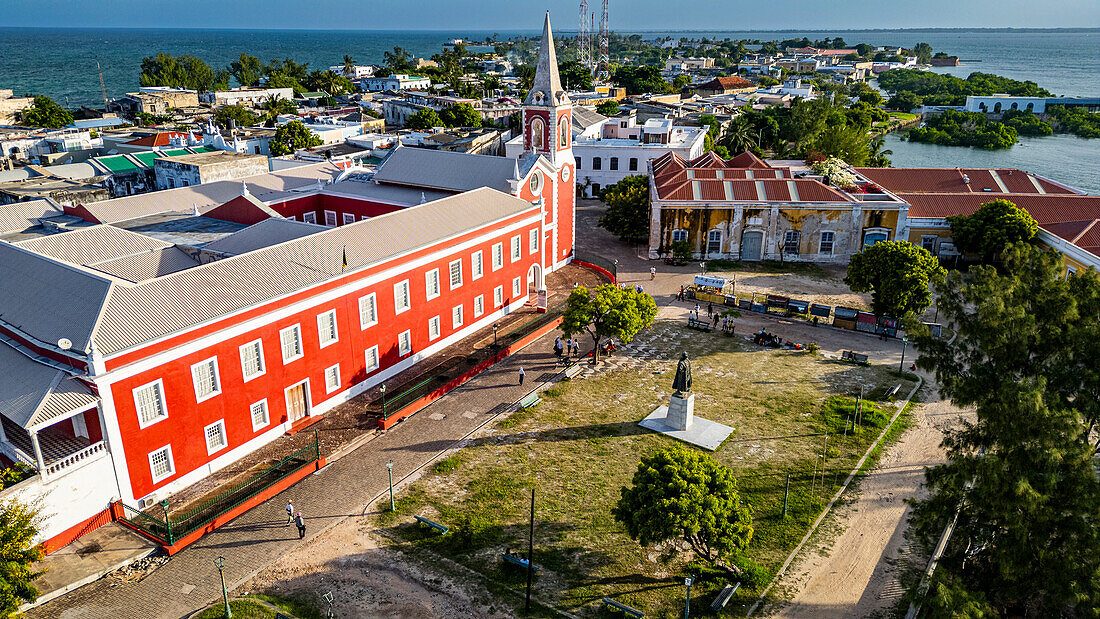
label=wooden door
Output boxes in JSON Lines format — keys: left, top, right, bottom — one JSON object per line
{"left": 741, "top": 231, "right": 763, "bottom": 261}
{"left": 286, "top": 383, "right": 308, "bottom": 423}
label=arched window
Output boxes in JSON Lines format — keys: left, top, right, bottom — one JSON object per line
{"left": 1026, "top": 102, "right": 1034, "bottom": 112}
{"left": 530, "top": 117, "right": 545, "bottom": 150}
{"left": 1010, "top": 102, "right": 1018, "bottom": 111}
{"left": 993, "top": 102, "right": 1001, "bottom": 113}
{"left": 559, "top": 117, "right": 569, "bottom": 147}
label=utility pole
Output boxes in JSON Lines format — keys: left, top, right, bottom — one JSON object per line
{"left": 782, "top": 472, "right": 790, "bottom": 518}
{"left": 525, "top": 488, "right": 535, "bottom": 613}
{"left": 578, "top": 0, "right": 592, "bottom": 73}
{"left": 597, "top": 0, "right": 610, "bottom": 80}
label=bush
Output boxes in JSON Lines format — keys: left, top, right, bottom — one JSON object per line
{"left": 805, "top": 341, "right": 820, "bottom": 354}
{"left": 670, "top": 239, "right": 692, "bottom": 260}
{"left": 730, "top": 554, "right": 771, "bottom": 590}
{"left": 433, "top": 456, "right": 461, "bottom": 474}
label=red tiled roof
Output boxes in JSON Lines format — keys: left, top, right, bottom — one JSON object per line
{"left": 901, "top": 193, "right": 1100, "bottom": 222}
{"left": 124, "top": 132, "right": 189, "bottom": 147}
{"left": 1041, "top": 220, "right": 1100, "bottom": 255}
{"left": 727, "top": 151, "right": 770, "bottom": 169}
{"left": 657, "top": 178, "right": 850, "bottom": 202}
{"left": 699, "top": 76, "right": 755, "bottom": 91}
{"left": 855, "top": 167, "right": 1079, "bottom": 195}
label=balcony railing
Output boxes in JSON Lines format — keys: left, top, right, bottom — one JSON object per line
{"left": 43, "top": 441, "right": 107, "bottom": 479}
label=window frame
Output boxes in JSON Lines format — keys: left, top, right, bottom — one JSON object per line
{"left": 492, "top": 243, "right": 504, "bottom": 271}
{"left": 629, "top": 157, "right": 638, "bottom": 171}
{"left": 448, "top": 259, "right": 463, "bottom": 290}
{"left": 593, "top": 156, "right": 602, "bottom": 170}
{"left": 323, "top": 210, "right": 338, "bottom": 227}
{"left": 134, "top": 379, "right": 168, "bottom": 429}
{"left": 529, "top": 229, "right": 539, "bottom": 254}
{"left": 302, "top": 211, "right": 317, "bottom": 224}
{"left": 250, "top": 399, "right": 270, "bottom": 431}
{"left": 190, "top": 357, "right": 221, "bottom": 403}
{"left": 494, "top": 285, "right": 504, "bottom": 308}
{"left": 397, "top": 330, "right": 412, "bottom": 356}
{"left": 316, "top": 309, "right": 339, "bottom": 349}
{"left": 671, "top": 229, "right": 688, "bottom": 243}
{"left": 452, "top": 304, "right": 464, "bottom": 328}
{"left": 473, "top": 295, "right": 484, "bottom": 317}
{"left": 819, "top": 231, "right": 835, "bottom": 255}
{"left": 324, "top": 363, "right": 341, "bottom": 393}
{"left": 148, "top": 445, "right": 175, "bottom": 483}
{"left": 610, "top": 157, "right": 619, "bottom": 171}
{"left": 511, "top": 235, "right": 521, "bottom": 262}
{"left": 279, "top": 324, "right": 304, "bottom": 364}
{"left": 428, "top": 315, "right": 441, "bottom": 341}
{"left": 393, "top": 280, "right": 411, "bottom": 314}
{"left": 342, "top": 212, "right": 356, "bottom": 225}
{"left": 204, "top": 419, "right": 228, "bottom": 455}
{"left": 513, "top": 276, "right": 523, "bottom": 297}
{"left": 358, "top": 293, "right": 378, "bottom": 329}
{"left": 425, "top": 268, "right": 441, "bottom": 300}
{"left": 239, "top": 339, "right": 265, "bottom": 383}
{"left": 706, "top": 229, "right": 722, "bottom": 254}
{"left": 365, "top": 345, "right": 380, "bottom": 372}
{"left": 471, "top": 250, "right": 484, "bottom": 280}
{"left": 783, "top": 230, "right": 800, "bottom": 255}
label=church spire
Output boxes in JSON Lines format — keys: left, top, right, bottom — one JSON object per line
{"left": 524, "top": 11, "right": 570, "bottom": 107}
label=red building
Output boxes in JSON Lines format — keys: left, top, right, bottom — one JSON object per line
{"left": 0, "top": 12, "right": 575, "bottom": 549}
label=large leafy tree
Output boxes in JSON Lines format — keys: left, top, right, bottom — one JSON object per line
{"left": 612, "top": 66, "right": 673, "bottom": 95}
{"left": 560, "top": 284, "right": 656, "bottom": 363}
{"left": 439, "top": 103, "right": 482, "bottom": 128}
{"left": 845, "top": 240, "right": 946, "bottom": 318}
{"left": 213, "top": 105, "right": 259, "bottom": 132}
{"left": 947, "top": 198, "right": 1039, "bottom": 261}
{"left": 140, "top": 52, "right": 229, "bottom": 92}
{"left": 20, "top": 96, "right": 72, "bottom": 129}
{"left": 597, "top": 175, "right": 650, "bottom": 243}
{"left": 383, "top": 46, "right": 415, "bottom": 74}
{"left": 406, "top": 108, "right": 443, "bottom": 131}
{"left": 228, "top": 53, "right": 262, "bottom": 87}
{"left": 908, "top": 246, "right": 1100, "bottom": 616}
{"left": 0, "top": 499, "right": 43, "bottom": 614}
{"left": 558, "top": 60, "right": 593, "bottom": 90}
{"left": 613, "top": 447, "right": 753, "bottom": 574}
{"left": 268, "top": 120, "right": 321, "bottom": 156}
{"left": 595, "top": 100, "right": 620, "bottom": 117}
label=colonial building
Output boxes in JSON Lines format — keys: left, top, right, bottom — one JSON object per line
{"left": 0, "top": 11, "right": 575, "bottom": 552}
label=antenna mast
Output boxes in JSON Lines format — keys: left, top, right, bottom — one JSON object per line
{"left": 578, "top": 0, "right": 592, "bottom": 73}
{"left": 597, "top": 0, "right": 610, "bottom": 80}
{"left": 97, "top": 61, "right": 108, "bottom": 108}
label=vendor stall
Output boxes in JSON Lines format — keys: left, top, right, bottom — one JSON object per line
{"left": 833, "top": 306, "right": 859, "bottom": 330}
{"left": 690, "top": 275, "right": 734, "bottom": 304}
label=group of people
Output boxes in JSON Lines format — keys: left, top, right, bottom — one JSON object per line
{"left": 285, "top": 500, "right": 306, "bottom": 539}
{"left": 553, "top": 336, "right": 581, "bottom": 360}
{"left": 752, "top": 328, "right": 803, "bottom": 350}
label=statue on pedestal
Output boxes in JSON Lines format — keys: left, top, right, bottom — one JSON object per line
{"left": 672, "top": 352, "right": 692, "bottom": 396}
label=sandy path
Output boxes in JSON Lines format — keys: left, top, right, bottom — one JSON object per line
{"left": 766, "top": 395, "right": 967, "bottom": 618}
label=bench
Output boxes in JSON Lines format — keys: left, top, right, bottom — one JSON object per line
{"left": 518, "top": 391, "right": 542, "bottom": 410}
{"left": 414, "top": 515, "right": 449, "bottom": 535}
{"left": 565, "top": 363, "right": 583, "bottom": 379}
{"left": 841, "top": 350, "right": 869, "bottom": 365}
{"left": 711, "top": 583, "right": 741, "bottom": 611}
{"left": 686, "top": 318, "right": 712, "bottom": 332}
{"left": 885, "top": 384, "right": 901, "bottom": 399}
{"left": 601, "top": 597, "right": 645, "bottom": 618}
{"left": 501, "top": 553, "right": 539, "bottom": 572}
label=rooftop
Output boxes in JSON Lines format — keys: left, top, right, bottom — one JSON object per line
{"left": 854, "top": 167, "right": 1080, "bottom": 196}
{"left": 651, "top": 151, "right": 851, "bottom": 203}
{"left": 155, "top": 151, "right": 267, "bottom": 166}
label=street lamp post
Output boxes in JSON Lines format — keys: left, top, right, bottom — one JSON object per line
{"left": 684, "top": 576, "right": 694, "bottom": 619}
{"left": 899, "top": 335, "right": 909, "bottom": 374}
{"left": 213, "top": 555, "right": 231, "bottom": 619}
{"left": 386, "top": 461, "right": 395, "bottom": 512}
{"left": 379, "top": 383, "right": 387, "bottom": 420}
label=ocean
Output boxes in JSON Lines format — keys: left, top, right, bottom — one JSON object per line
{"left": 0, "top": 27, "right": 1096, "bottom": 191}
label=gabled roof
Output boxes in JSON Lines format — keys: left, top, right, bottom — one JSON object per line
{"left": 900, "top": 193, "right": 1100, "bottom": 222}
{"left": 124, "top": 132, "right": 187, "bottom": 147}
{"left": 727, "top": 151, "right": 770, "bottom": 169}
{"left": 15, "top": 224, "right": 171, "bottom": 266}
{"left": 0, "top": 341, "right": 98, "bottom": 430}
{"left": 88, "top": 246, "right": 201, "bottom": 283}
{"left": 0, "top": 199, "right": 63, "bottom": 235}
{"left": 372, "top": 147, "right": 518, "bottom": 193}
{"left": 651, "top": 150, "right": 824, "bottom": 202}
{"left": 698, "top": 76, "right": 756, "bottom": 91}
{"left": 572, "top": 107, "right": 606, "bottom": 132}
{"left": 202, "top": 218, "right": 326, "bottom": 256}
{"left": 855, "top": 167, "right": 1079, "bottom": 195}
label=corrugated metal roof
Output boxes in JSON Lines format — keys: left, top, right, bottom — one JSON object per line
{"left": 372, "top": 147, "right": 516, "bottom": 193}
{"left": 0, "top": 242, "right": 112, "bottom": 352}
{"left": 15, "top": 224, "right": 171, "bottom": 266}
{"left": 901, "top": 193, "right": 1100, "bottom": 223}
{"left": 855, "top": 167, "right": 1079, "bottom": 196}
{"left": 89, "top": 246, "right": 201, "bottom": 282}
{"left": 0, "top": 342, "right": 97, "bottom": 429}
{"left": 92, "top": 187, "right": 537, "bottom": 354}
{"left": 75, "top": 162, "right": 342, "bottom": 224}
{"left": 0, "top": 199, "right": 63, "bottom": 234}
{"left": 202, "top": 218, "right": 326, "bottom": 255}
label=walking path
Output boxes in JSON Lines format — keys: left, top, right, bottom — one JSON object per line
{"left": 27, "top": 329, "right": 566, "bottom": 619}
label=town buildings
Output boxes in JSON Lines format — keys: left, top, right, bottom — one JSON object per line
{"left": 153, "top": 151, "right": 269, "bottom": 190}
{"left": 0, "top": 89, "right": 35, "bottom": 124}
{"left": 0, "top": 10, "right": 576, "bottom": 552}
{"left": 107, "top": 88, "right": 200, "bottom": 118}
{"left": 361, "top": 74, "right": 432, "bottom": 92}
{"left": 199, "top": 87, "right": 295, "bottom": 107}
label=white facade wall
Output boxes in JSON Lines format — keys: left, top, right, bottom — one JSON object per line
{"left": 200, "top": 88, "right": 295, "bottom": 106}
{"left": 0, "top": 451, "right": 118, "bottom": 545}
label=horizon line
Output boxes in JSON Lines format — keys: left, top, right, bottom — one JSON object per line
{"left": 0, "top": 25, "right": 1097, "bottom": 33}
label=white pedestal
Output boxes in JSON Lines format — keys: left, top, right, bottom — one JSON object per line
{"left": 666, "top": 393, "right": 694, "bottom": 431}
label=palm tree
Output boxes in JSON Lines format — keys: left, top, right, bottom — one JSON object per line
{"left": 868, "top": 135, "right": 893, "bottom": 168}
{"left": 342, "top": 54, "right": 355, "bottom": 78}
{"left": 720, "top": 118, "right": 756, "bottom": 155}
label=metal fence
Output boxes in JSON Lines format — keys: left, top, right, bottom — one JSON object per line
{"left": 574, "top": 251, "right": 618, "bottom": 282}
{"left": 119, "top": 435, "right": 320, "bottom": 545}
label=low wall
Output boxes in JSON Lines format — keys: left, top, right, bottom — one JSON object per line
{"left": 378, "top": 316, "right": 564, "bottom": 430}
{"left": 572, "top": 259, "right": 617, "bottom": 284}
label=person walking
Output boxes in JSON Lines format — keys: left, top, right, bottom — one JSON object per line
{"left": 518, "top": 366, "right": 525, "bottom": 385}
{"left": 713, "top": 312, "right": 720, "bottom": 328}
{"left": 572, "top": 340, "right": 580, "bottom": 357}
{"left": 565, "top": 337, "right": 573, "bottom": 358}
{"left": 294, "top": 512, "right": 306, "bottom": 539}
{"left": 694, "top": 303, "right": 700, "bottom": 316}
{"left": 708, "top": 302, "right": 714, "bottom": 317}
{"left": 553, "top": 336, "right": 563, "bottom": 358}
{"left": 650, "top": 266, "right": 656, "bottom": 280}
{"left": 285, "top": 500, "right": 294, "bottom": 527}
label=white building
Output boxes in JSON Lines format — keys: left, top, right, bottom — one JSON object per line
{"left": 199, "top": 87, "right": 296, "bottom": 107}
{"left": 329, "top": 65, "right": 376, "bottom": 79}
{"left": 506, "top": 110, "right": 707, "bottom": 197}
{"left": 360, "top": 74, "right": 432, "bottom": 92}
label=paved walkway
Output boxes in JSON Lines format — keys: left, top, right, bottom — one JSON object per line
{"left": 28, "top": 330, "right": 565, "bottom": 619}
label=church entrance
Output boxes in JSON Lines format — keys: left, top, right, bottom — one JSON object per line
{"left": 527, "top": 263, "right": 544, "bottom": 295}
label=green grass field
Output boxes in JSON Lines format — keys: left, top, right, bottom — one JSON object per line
{"left": 376, "top": 319, "right": 917, "bottom": 617}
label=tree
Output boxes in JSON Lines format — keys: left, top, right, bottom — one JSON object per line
{"left": 947, "top": 199, "right": 1039, "bottom": 261}
{"left": 560, "top": 284, "right": 657, "bottom": 363}
{"left": 140, "top": 52, "right": 229, "bottom": 92}
{"left": 887, "top": 91, "right": 923, "bottom": 113}
{"left": 598, "top": 175, "right": 650, "bottom": 243}
{"left": 913, "top": 42, "right": 934, "bottom": 64}
{"left": 672, "top": 74, "right": 692, "bottom": 90}
{"left": 867, "top": 135, "right": 893, "bottom": 168}
{"left": 0, "top": 499, "right": 43, "bottom": 614}
{"left": 558, "top": 60, "right": 593, "bottom": 90}
{"left": 612, "top": 66, "right": 673, "bottom": 95}
{"left": 612, "top": 447, "right": 753, "bottom": 574}
{"left": 595, "top": 100, "right": 620, "bottom": 117}
{"left": 229, "top": 53, "right": 262, "bottom": 87}
{"left": 20, "top": 95, "right": 72, "bottom": 129}
{"left": 720, "top": 117, "right": 756, "bottom": 155}
{"left": 406, "top": 108, "right": 443, "bottom": 131}
{"left": 268, "top": 120, "right": 322, "bottom": 156}
{"left": 439, "top": 103, "right": 482, "bottom": 128}
{"left": 907, "top": 246, "right": 1100, "bottom": 616}
{"left": 342, "top": 54, "right": 356, "bottom": 77}
{"left": 213, "top": 105, "right": 259, "bottom": 132}
{"left": 259, "top": 95, "right": 298, "bottom": 124}
{"left": 845, "top": 241, "right": 946, "bottom": 318}
{"left": 383, "top": 47, "right": 415, "bottom": 74}
{"left": 515, "top": 64, "right": 536, "bottom": 90}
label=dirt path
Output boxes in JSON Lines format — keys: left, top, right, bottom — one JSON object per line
{"left": 766, "top": 395, "right": 968, "bottom": 618}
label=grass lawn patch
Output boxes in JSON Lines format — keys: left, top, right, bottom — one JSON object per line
{"left": 375, "top": 319, "right": 917, "bottom": 616}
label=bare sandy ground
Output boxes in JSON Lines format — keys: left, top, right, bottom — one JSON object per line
{"left": 764, "top": 395, "right": 969, "bottom": 618}
{"left": 243, "top": 517, "right": 507, "bottom": 619}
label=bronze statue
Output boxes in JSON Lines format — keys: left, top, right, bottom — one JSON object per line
{"left": 672, "top": 351, "right": 692, "bottom": 395}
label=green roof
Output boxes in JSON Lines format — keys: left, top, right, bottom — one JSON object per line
{"left": 189, "top": 145, "right": 218, "bottom": 153}
{"left": 95, "top": 155, "right": 139, "bottom": 173}
{"left": 299, "top": 92, "right": 327, "bottom": 98}
{"left": 160, "top": 148, "right": 191, "bottom": 157}
{"left": 131, "top": 151, "right": 161, "bottom": 168}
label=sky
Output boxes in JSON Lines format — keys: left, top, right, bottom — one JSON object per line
{"left": 0, "top": 0, "right": 1097, "bottom": 30}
